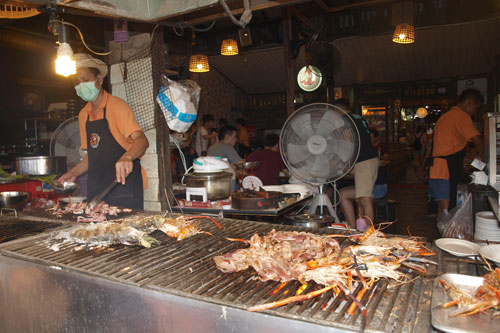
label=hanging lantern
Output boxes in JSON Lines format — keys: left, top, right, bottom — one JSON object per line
{"left": 189, "top": 54, "right": 210, "bottom": 72}
{"left": 416, "top": 107, "right": 428, "bottom": 118}
{"left": 221, "top": 39, "right": 239, "bottom": 55}
{"left": 392, "top": 23, "right": 415, "bottom": 44}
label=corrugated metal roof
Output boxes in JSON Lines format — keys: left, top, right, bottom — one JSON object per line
{"left": 332, "top": 17, "right": 500, "bottom": 85}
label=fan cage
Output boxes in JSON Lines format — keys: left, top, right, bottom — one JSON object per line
{"left": 279, "top": 103, "right": 360, "bottom": 186}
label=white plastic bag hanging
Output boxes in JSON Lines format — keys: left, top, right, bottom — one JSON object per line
{"left": 156, "top": 76, "right": 200, "bottom": 132}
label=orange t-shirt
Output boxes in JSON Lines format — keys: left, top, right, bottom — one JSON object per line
{"left": 78, "top": 90, "right": 148, "bottom": 188}
{"left": 429, "top": 106, "right": 480, "bottom": 180}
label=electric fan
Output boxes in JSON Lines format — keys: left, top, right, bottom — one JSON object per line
{"left": 280, "top": 103, "right": 360, "bottom": 221}
{"left": 50, "top": 116, "right": 87, "bottom": 170}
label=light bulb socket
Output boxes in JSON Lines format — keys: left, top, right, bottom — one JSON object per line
{"left": 58, "top": 23, "right": 68, "bottom": 44}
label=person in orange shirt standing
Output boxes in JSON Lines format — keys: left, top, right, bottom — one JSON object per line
{"left": 58, "top": 54, "right": 149, "bottom": 209}
{"left": 428, "top": 88, "right": 483, "bottom": 219}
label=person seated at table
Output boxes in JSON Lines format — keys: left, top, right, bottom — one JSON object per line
{"left": 207, "top": 126, "right": 243, "bottom": 164}
{"left": 339, "top": 168, "right": 387, "bottom": 229}
{"left": 246, "top": 134, "right": 289, "bottom": 185}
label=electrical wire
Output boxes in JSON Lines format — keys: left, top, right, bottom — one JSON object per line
{"left": 169, "top": 134, "right": 187, "bottom": 174}
{"left": 172, "top": 22, "right": 184, "bottom": 36}
{"left": 219, "top": 0, "right": 252, "bottom": 28}
{"left": 51, "top": 20, "right": 111, "bottom": 56}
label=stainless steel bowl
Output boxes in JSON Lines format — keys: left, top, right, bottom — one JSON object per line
{"left": 51, "top": 181, "right": 79, "bottom": 195}
{"left": 184, "top": 171, "right": 232, "bottom": 200}
{"left": 0, "top": 191, "right": 30, "bottom": 210}
{"left": 235, "top": 161, "right": 260, "bottom": 170}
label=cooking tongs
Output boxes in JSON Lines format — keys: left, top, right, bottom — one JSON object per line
{"left": 88, "top": 180, "right": 117, "bottom": 209}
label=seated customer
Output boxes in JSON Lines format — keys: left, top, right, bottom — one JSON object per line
{"left": 207, "top": 126, "right": 243, "bottom": 164}
{"left": 247, "top": 134, "right": 289, "bottom": 185}
{"left": 339, "top": 168, "right": 387, "bottom": 229}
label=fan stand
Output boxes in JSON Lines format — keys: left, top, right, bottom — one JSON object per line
{"left": 308, "top": 184, "right": 340, "bottom": 222}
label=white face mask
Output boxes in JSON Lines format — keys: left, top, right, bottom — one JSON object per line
{"left": 75, "top": 80, "right": 99, "bottom": 102}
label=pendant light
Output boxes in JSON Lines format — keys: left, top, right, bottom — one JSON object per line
{"left": 392, "top": 1, "right": 415, "bottom": 44}
{"left": 55, "top": 24, "right": 76, "bottom": 76}
{"left": 392, "top": 23, "right": 415, "bottom": 44}
{"left": 221, "top": 39, "right": 238, "bottom": 55}
{"left": 189, "top": 54, "right": 210, "bottom": 72}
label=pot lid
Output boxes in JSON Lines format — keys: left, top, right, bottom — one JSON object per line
{"left": 285, "top": 214, "right": 335, "bottom": 224}
{"left": 193, "top": 156, "right": 230, "bottom": 172}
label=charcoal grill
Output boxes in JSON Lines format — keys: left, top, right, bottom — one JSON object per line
{"left": 0, "top": 215, "right": 433, "bottom": 332}
{"left": 0, "top": 217, "right": 62, "bottom": 244}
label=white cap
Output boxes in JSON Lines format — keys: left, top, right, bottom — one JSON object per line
{"left": 74, "top": 53, "right": 108, "bottom": 78}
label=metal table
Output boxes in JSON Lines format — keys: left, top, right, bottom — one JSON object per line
{"left": 172, "top": 195, "right": 313, "bottom": 220}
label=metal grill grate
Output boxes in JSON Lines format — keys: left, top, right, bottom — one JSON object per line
{"left": 0, "top": 218, "right": 432, "bottom": 332}
{"left": 0, "top": 218, "right": 62, "bottom": 244}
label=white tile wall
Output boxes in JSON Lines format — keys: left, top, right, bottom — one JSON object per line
{"left": 144, "top": 200, "right": 162, "bottom": 212}
{"left": 144, "top": 129, "right": 157, "bottom": 154}
{"left": 144, "top": 177, "right": 159, "bottom": 201}
{"left": 141, "top": 153, "right": 158, "bottom": 178}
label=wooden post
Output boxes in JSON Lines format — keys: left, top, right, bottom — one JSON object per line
{"left": 151, "top": 28, "right": 174, "bottom": 210}
{"left": 282, "top": 7, "right": 295, "bottom": 117}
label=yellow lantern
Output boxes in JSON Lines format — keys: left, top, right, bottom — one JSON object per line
{"left": 221, "top": 39, "right": 239, "bottom": 56}
{"left": 189, "top": 54, "right": 210, "bottom": 73}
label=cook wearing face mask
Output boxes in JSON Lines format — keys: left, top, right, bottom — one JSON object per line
{"left": 57, "top": 53, "right": 149, "bottom": 209}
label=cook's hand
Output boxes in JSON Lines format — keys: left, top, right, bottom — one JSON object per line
{"left": 57, "top": 171, "right": 77, "bottom": 183}
{"left": 116, "top": 156, "right": 133, "bottom": 185}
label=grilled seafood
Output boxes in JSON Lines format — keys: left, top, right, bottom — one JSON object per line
{"left": 118, "top": 214, "right": 222, "bottom": 241}
{"left": 50, "top": 222, "right": 160, "bottom": 249}
{"left": 438, "top": 268, "right": 500, "bottom": 318}
{"left": 47, "top": 199, "right": 123, "bottom": 222}
{"left": 218, "top": 225, "right": 436, "bottom": 322}
{"left": 214, "top": 229, "right": 341, "bottom": 282}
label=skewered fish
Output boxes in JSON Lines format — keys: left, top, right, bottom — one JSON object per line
{"left": 50, "top": 222, "right": 160, "bottom": 249}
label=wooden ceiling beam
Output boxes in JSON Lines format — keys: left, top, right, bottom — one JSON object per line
{"left": 329, "top": 0, "right": 400, "bottom": 13}
{"left": 177, "top": 0, "right": 310, "bottom": 26}
{"left": 289, "top": 6, "right": 315, "bottom": 29}
{"left": 314, "top": 0, "right": 330, "bottom": 12}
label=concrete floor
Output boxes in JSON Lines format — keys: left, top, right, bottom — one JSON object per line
{"left": 385, "top": 166, "right": 441, "bottom": 241}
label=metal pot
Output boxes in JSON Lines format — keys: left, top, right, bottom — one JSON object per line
{"left": 0, "top": 191, "right": 30, "bottom": 210}
{"left": 16, "top": 156, "right": 67, "bottom": 175}
{"left": 284, "top": 214, "right": 335, "bottom": 229}
{"left": 184, "top": 171, "right": 232, "bottom": 200}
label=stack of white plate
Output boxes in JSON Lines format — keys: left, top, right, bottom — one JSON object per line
{"left": 261, "top": 185, "right": 284, "bottom": 193}
{"left": 474, "top": 211, "right": 500, "bottom": 241}
{"left": 282, "top": 184, "right": 310, "bottom": 198}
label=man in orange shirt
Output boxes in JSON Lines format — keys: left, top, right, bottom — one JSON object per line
{"left": 58, "top": 54, "right": 149, "bottom": 209}
{"left": 428, "top": 88, "right": 483, "bottom": 219}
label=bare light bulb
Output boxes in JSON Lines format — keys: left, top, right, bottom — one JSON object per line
{"left": 399, "top": 33, "right": 406, "bottom": 40}
{"left": 55, "top": 42, "right": 76, "bottom": 77}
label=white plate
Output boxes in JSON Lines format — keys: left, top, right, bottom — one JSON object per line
{"left": 479, "top": 244, "right": 500, "bottom": 266}
{"left": 60, "top": 196, "right": 86, "bottom": 203}
{"left": 435, "top": 238, "right": 481, "bottom": 257}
